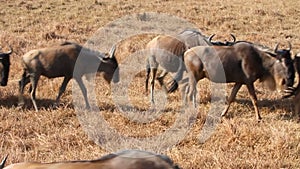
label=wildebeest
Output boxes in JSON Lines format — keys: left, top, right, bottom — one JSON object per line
{"left": 145, "top": 29, "right": 236, "bottom": 103}
{"left": 145, "top": 35, "right": 187, "bottom": 104}
{"left": 0, "top": 150, "right": 180, "bottom": 169}
{"left": 285, "top": 53, "right": 300, "bottom": 121}
{"left": 0, "top": 46, "right": 13, "bottom": 86}
{"left": 18, "top": 42, "right": 119, "bottom": 111}
{"left": 183, "top": 42, "right": 294, "bottom": 121}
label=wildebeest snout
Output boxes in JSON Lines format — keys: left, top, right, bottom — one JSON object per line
{"left": 0, "top": 80, "right": 7, "bottom": 86}
{"left": 112, "top": 67, "right": 120, "bottom": 83}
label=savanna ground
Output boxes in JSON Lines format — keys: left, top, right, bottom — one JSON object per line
{"left": 1, "top": 0, "right": 300, "bottom": 168}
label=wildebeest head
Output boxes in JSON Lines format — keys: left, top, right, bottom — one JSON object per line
{"left": 273, "top": 42, "right": 294, "bottom": 88}
{"left": 0, "top": 46, "right": 12, "bottom": 86}
{"left": 99, "top": 45, "right": 119, "bottom": 83}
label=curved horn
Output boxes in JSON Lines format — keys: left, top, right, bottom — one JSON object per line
{"left": 0, "top": 155, "right": 8, "bottom": 169}
{"left": 109, "top": 44, "right": 116, "bottom": 58}
{"left": 274, "top": 43, "right": 279, "bottom": 53}
{"left": 4, "top": 46, "right": 12, "bottom": 55}
{"left": 287, "top": 41, "right": 292, "bottom": 51}
{"left": 230, "top": 34, "right": 236, "bottom": 42}
{"left": 208, "top": 34, "right": 215, "bottom": 42}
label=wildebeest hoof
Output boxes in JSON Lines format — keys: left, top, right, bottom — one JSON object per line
{"left": 17, "top": 102, "right": 24, "bottom": 108}
{"left": 257, "top": 117, "right": 263, "bottom": 123}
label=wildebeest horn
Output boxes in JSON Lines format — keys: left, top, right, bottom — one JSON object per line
{"left": 108, "top": 44, "right": 116, "bottom": 58}
{"left": 230, "top": 34, "right": 236, "bottom": 42}
{"left": 5, "top": 46, "right": 13, "bottom": 55}
{"left": 208, "top": 34, "right": 215, "bottom": 42}
{"left": 0, "top": 155, "right": 8, "bottom": 169}
{"left": 274, "top": 43, "right": 279, "bottom": 53}
{"left": 287, "top": 41, "right": 292, "bottom": 51}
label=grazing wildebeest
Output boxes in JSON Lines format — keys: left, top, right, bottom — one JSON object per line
{"left": 184, "top": 42, "right": 293, "bottom": 121}
{"left": 0, "top": 46, "right": 13, "bottom": 86}
{"left": 145, "top": 29, "right": 236, "bottom": 103}
{"left": 18, "top": 42, "right": 119, "bottom": 111}
{"left": 145, "top": 35, "right": 187, "bottom": 104}
{"left": 0, "top": 150, "right": 180, "bottom": 169}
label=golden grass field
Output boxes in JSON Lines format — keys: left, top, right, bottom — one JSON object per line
{"left": 1, "top": 0, "right": 300, "bottom": 168}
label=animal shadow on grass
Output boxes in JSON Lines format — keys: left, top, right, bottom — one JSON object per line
{"left": 235, "top": 98, "right": 296, "bottom": 121}
{"left": 0, "top": 95, "right": 19, "bottom": 108}
{"left": 194, "top": 93, "right": 296, "bottom": 121}
{"left": 7, "top": 97, "right": 74, "bottom": 111}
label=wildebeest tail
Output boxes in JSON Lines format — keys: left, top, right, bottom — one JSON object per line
{"left": 0, "top": 155, "right": 8, "bottom": 169}
{"left": 168, "top": 60, "right": 185, "bottom": 93}
{"left": 145, "top": 59, "right": 151, "bottom": 93}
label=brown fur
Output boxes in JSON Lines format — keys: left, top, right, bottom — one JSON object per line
{"left": 145, "top": 35, "right": 187, "bottom": 104}
{"left": 184, "top": 42, "right": 290, "bottom": 121}
{"left": 293, "top": 54, "right": 300, "bottom": 121}
{"left": 18, "top": 42, "right": 119, "bottom": 111}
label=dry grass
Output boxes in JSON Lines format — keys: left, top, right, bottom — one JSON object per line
{"left": 1, "top": 0, "right": 300, "bottom": 168}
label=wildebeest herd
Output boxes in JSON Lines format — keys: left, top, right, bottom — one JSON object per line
{"left": 1, "top": 28, "right": 300, "bottom": 168}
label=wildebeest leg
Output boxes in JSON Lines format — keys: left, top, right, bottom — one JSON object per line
{"left": 18, "top": 70, "right": 30, "bottom": 107}
{"left": 74, "top": 77, "right": 90, "bottom": 109}
{"left": 55, "top": 76, "right": 72, "bottom": 105}
{"left": 221, "top": 83, "right": 242, "bottom": 118}
{"left": 157, "top": 70, "right": 168, "bottom": 93}
{"left": 245, "top": 83, "right": 261, "bottom": 121}
{"left": 180, "top": 80, "right": 189, "bottom": 105}
{"left": 29, "top": 73, "right": 40, "bottom": 112}
{"left": 150, "top": 68, "right": 157, "bottom": 104}
{"left": 145, "top": 61, "right": 150, "bottom": 94}
{"left": 187, "top": 76, "right": 197, "bottom": 107}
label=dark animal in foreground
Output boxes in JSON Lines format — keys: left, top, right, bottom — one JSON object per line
{"left": 0, "top": 46, "right": 13, "bottom": 86}
{"left": 18, "top": 42, "right": 119, "bottom": 111}
{"left": 0, "top": 150, "right": 180, "bottom": 169}
{"left": 183, "top": 42, "right": 294, "bottom": 121}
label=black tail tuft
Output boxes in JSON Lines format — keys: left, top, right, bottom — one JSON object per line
{"left": 168, "top": 80, "right": 179, "bottom": 93}
{"left": 0, "top": 155, "right": 8, "bottom": 169}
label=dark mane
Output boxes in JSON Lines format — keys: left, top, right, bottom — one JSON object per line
{"left": 178, "top": 28, "right": 205, "bottom": 36}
